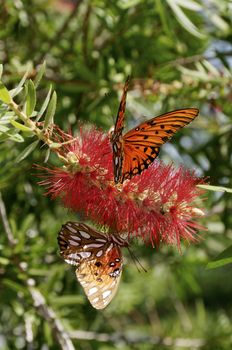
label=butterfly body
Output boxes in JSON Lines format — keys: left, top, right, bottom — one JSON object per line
{"left": 58, "top": 222, "right": 128, "bottom": 309}
{"left": 110, "top": 77, "right": 199, "bottom": 184}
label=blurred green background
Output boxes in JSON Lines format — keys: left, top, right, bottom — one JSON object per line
{"left": 0, "top": 0, "right": 232, "bottom": 349}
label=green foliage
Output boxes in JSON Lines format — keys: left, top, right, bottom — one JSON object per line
{"left": 0, "top": 1, "right": 232, "bottom": 349}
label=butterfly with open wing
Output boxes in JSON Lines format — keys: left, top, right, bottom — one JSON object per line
{"left": 58, "top": 222, "right": 128, "bottom": 309}
{"left": 110, "top": 77, "right": 199, "bottom": 184}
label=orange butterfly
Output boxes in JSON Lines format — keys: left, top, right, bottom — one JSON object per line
{"left": 110, "top": 77, "right": 199, "bottom": 183}
{"left": 58, "top": 222, "right": 128, "bottom": 309}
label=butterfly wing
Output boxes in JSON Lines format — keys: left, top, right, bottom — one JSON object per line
{"left": 120, "top": 108, "right": 199, "bottom": 182}
{"left": 58, "top": 222, "right": 123, "bottom": 309}
{"left": 114, "top": 76, "right": 130, "bottom": 136}
{"left": 76, "top": 247, "right": 122, "bottom": 309}
{"left": 111, "top": 77, "right": 130, "bottom": 183}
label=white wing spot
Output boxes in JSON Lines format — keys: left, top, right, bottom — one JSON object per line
{"left": 84, "top": 243, "right": 104, "bottom": 248}
{"left": 79, "top": 230, "right": 91, "bottom": 239}
{"left": 67, "top": 225, "right": 77, "bottom": 233}
{"left": 68, "top": 253, "right": 80, "bottom": 260}
{"left": 70, "top": 235, "right": 81, "bottom": 241}
{"left": 88, "top": 287, "right": 98, "bottom": 296}
{"left": 64, "top": 259, "right": 79, "bottom": 266}
{"left": 96, "top": 250, "right": 103, "bottom": 257}
{"left": 92, "top": 297, "right": 99, "bottom": 303}
{"left": 96, "top": 238, "right": 107, "bottom": 243}
{"left": 102, "top": 290, "right": 111, "bottom": 299}
{"left": 79, "top": 251, "right": 91, "bottom": 258}
{"left": 69, "top": 240, "right": 80, "bottom": 246}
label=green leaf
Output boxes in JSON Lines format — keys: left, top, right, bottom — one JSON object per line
{"left": 16, "top": 140, "right": 39, "bottom": 163}
{"left": 0, "top": 257, "right": 9, "bottom": 265}
{"left": 118, "top": 0, "right": 142, "bottom": 9}
{"left": 166, "top": 0, "right": 205, "bottom": 39}
{"left": 34, "top": 61, "right": 46, "bottom": 88}
{"left": 44, "top": 148, "right": 51, "bottom": 163}
{"left": 3, "top": 278, "right": 27, "bottom": 294}
{"left": 197, "top": 184, "right": 232, "bottom": 194}
{"left": 51, "top": 295, "right": 84, "bottom": 306}
{"left": 174, "top": 0, "right": 202, "bottom": 11}
{"left": 0, "top": 64, "right": 3, "bottom": 80}
{"left": 10, "top": 120, "right": 32, "bottom": 132}
{"left": 10, "top": 69, "right": 29, "bottom": 98}
{"left": 0, "top": 82, "right": 11, "bottom": 104}
{"left": 49, "top": 142, "right": 62, "bottom": 149}
{"left": 26, "top": 80, "right": 36, "bottom": 117}
{"left": 207, "top": 245, "right": 232, "bottom": 269}
{"left": 36, "top": 85, "right": 52, "bottom": 122}
{"left": 0, "top": 125, "right": 10, "bottom": 133}
{"left": 44, "top": 91, "right": 57, "bottom": 129}
{"left": 6, "top": 131, "right": 24, "bottom": 143}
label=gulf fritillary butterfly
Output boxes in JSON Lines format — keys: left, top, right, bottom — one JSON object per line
{"left": 110, "top": 77, "right": 199, "bottom": 183}
{"left": 58, "top": 222, "right": 128, "bottom": 309}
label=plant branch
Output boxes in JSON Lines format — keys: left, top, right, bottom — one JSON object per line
{"left": 7, "top": 99, "right": 70, "bottom": 164}
{"left": 27, "top": 280, "right": 75, "bottom": 350}
{"left": 70, "top": 330, "right": 206, "bottom": 348}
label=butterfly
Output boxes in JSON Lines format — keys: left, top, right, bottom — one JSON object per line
{"left": 58, "top": 222, "right": 128, "bottom": 309}
{"left": 110, "top": 77, "right": 199, "bottom": 183}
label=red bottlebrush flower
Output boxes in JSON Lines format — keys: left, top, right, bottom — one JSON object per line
{"left": 37, "top": 125, "right": 206, "bottom": 248}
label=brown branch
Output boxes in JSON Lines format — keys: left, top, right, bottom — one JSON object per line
{"left": 70, "top": 330, "right": 206, "bottom": 348}
{"left": 27, "top": 279, "right": 75, "bottom": 350}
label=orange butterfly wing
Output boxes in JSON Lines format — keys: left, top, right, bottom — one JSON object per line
{"left": 58, "top": 222, "right": 125, "bottom": 309}
{"left": 114, "top": 76, "right": 130, "bottom": 135}
{"left": 76, "top": 247, "right": 123, "bottom": 309}
{"left": 120, "top": 108, "right": 199, "bottom": 182}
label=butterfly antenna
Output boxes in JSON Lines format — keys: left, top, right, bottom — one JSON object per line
{"left": 127, "top": 246, "right": 147, "bottom": 273}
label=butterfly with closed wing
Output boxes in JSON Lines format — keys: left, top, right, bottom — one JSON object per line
{"left": 58, "top": 222, "right": 128, "bottom": 309}
{"left": 110, "top": 77, "right": 199, "bottom": 184}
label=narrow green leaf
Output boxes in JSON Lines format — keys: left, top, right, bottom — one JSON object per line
{"left": 10, "top": 69, "right": 29, "bottom": 98}
{"left": 51, "top": 295, "right": 83, "bottom": 306}
{"left": 49, "top": 142, "right": 62, "bottom": 149}
{"left": 7, "top": 131, "right": 24, "bottom": 143}
{"left": 16, "top": 140, "right": 39, "bottom": 163}
{"left": 44, "top": 91, "right": 57, "bottom": 129}
{"left": 26, "top": 80, "right": 36, "bottom": 117}
{"left": 0, "top": 125, "right": 10, "bottom": 133}
{"left": 34, "top": 61, "right": 46, "bottom": 88}
{"left": 36, "top": 85, "right": 52, "bottom": 122}
{"left": 0, "top": 82, "right": 11, "bottom": 104}
{"left": 3, "top": 278, "right": 27, "bottom": 293}
{"left": 0, "top": 257, "right": 9, "bottom": 265}
{"left": 118, "top": 0, "right": 142, "bottom": 9}
{"left": 175, "top": 0, "right": 202, "bottom": 11}
{"left": 0, "top": 65, "right": 3, "bottom": 79}
{"left": 44, "top": 148, "right": 51, "bottom": 163}
{"left": 207, "top": 245, "right": 232, "bottom": 269}
{"left": 203, "top": 60, "right": 220, "bottom": 76}
{"left": 166, "top": 0, "right": 205, "bottom": 39}
{"left": 197, "top": 184, "right": 232, "bottom": 194}
{"left": 10, "top": 120, "right": 32, "bottom": 132}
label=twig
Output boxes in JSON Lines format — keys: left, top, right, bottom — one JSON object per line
{"left": 70, "top": 330, "right": 206, "bottom": 348}
{"left": 0, "top": 192, "right": 75, "bottom": 350}
{"left": 27, "top": 280, "right": 75, "bottom": 350}
{"left": 0, "top": 192, "right": 17, "bottom": 246}
{"left": 157, "top": 50, "right": 232, "bottom": 68}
